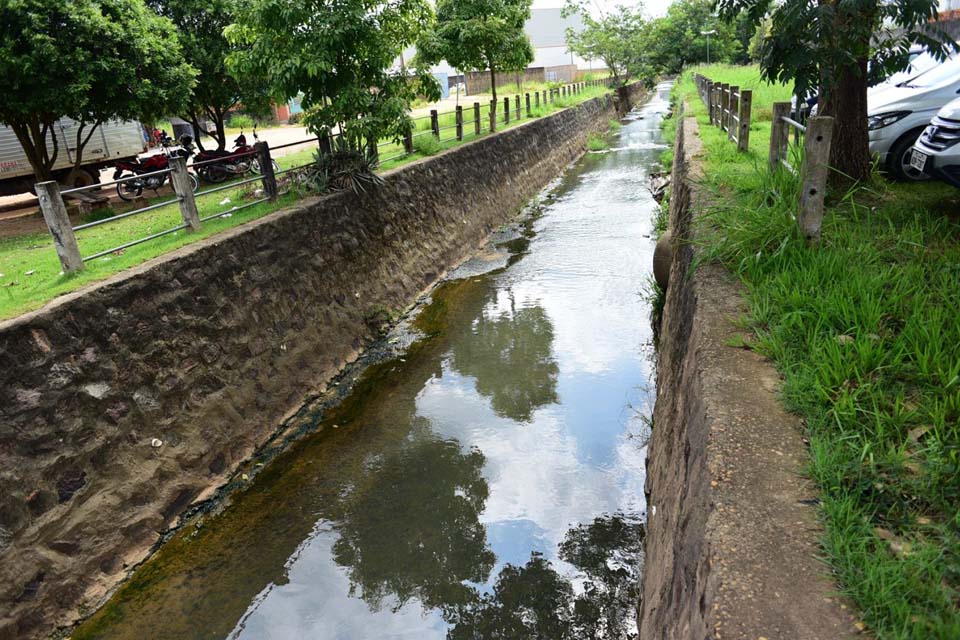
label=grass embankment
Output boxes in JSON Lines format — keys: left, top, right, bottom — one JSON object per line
{"left": 671, "top": 65, "right": 960, "bottom": 639}
{"left": 0, "top": 84, "right": 612, "bottom": 321}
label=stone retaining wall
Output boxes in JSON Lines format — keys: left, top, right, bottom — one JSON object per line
{"left": 0, "top": 83, "right": 646, "bottom": 639}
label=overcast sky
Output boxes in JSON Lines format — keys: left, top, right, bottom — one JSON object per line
{"left": 531, "top": 0, "right": 674, "bottom": 18}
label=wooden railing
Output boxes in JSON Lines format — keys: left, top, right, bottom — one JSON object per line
{"left": 694, "top": 74, "right": 752, "bottom": 151}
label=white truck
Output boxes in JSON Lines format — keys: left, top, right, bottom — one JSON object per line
{"left": 0, "top": 118, "right": 147, "bottom": 196}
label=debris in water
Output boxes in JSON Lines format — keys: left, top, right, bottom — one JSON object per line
{"left": 150, "top": 438, "right": 163, "bottom": 448}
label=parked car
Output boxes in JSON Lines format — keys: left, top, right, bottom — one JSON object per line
{"left": 868, "top": 55, "right": 960, "bottom": 181}
{"left": 791, "top": 45, "right": 940, "bottom": 120}
{"left": 0, "top": 118, "right": 147, "bottom": 196}
{"left": 909, "top": 97, "right": 960, "bottom": 187}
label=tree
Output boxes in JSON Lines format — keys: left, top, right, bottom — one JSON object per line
{"left": 226, "top": 0, "right": 438, "bottom": 151}
{"left": 646, "top": 0, "right": 742, "bottom": 74}
{"left": 717, "top": 0, "right": 956, "bottom": 183}
{"left": 416, "top": 0, "right": 534, "bottom": 104}
{"left": 0, "top": 0, "right": 195, "bottom": 183}
{"left": 562, "top": 2, "right": 649, "bottom": 87}
{"left": 148, "top": 0, "right": 270, "bottom": 151}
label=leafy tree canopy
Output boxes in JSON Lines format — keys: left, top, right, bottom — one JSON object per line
{"left": 416, "top": 0, "right": 534, "bottom": 102}
{"left": 647, "top": 0, "right": 742, "bottom": 74}
{"left": 226, "top": 0, "right": 439, "bottom": 147}
{"left": 717, "top": 0, "right": 957, "bottom": 182}
{"left": 562, "top": 2, "right": 650, "bottom": 86}
{"left": 0, "top": 0, "right": 195, "bottom": 181}
{"left": 148, "top": 0, "right": 271, "bottom": 150}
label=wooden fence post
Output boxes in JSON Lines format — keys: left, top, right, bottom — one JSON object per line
{"left": 526, "top": 93, "right": 532, "bottom": 117}
{"left": 490, "top": 100, "right": 497, "bottom": 132}
{"left": 474, "top": 102, "right": 481, "bottom": 136}
{"left": 728, "top": 86, "right": 740, "bottom": 143}
{"left": 535, "top": 91, "right": 540, "bottom": 108}
{"left": 455, "top": 105, "right": 463, "bottom": 141}
{"left": 36, "top": 181, "right": 83, "bottom": 273}
{"left": 723, "top": 85, "right": 733, "bottom": 132}
{"left": 798, "top": 116, "right": 834, "bottom": 242}
{"left": 169, "top": 156, "right": 201, "bottom": 229}
{"left": 430, "top": 110, "right": 440, "bottom": 138}
{"left": 253, "top": 141, "right": 278, "bottom": 201}
{"left": 403, "top": 127, "right": 414, "bottom": 154}
{"left": 769, "top": 102, "right": 792, "bottom": 172}
{"left": 504, "top": 97, "right": 510, "bottom": 124}
{"left": 710, "top": 82, "right": 720, "bottom": 126}
{"left": 737, "top": 89, "right": 752, "bottom": 151}
{"left": 705, "top": 81, "right": 713, "bottom": 123}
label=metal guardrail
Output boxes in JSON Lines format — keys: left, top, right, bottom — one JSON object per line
{"left": 35, "top": 77, "right": 615, "bottom": 272}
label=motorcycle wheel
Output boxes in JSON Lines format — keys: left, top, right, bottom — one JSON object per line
{"left": 116, "top": 177, "right": 143, "bottom": 202}
{"left": 200, "top": 164, "right": 230, "bottom": 184}
{"left": 251, "top": 159, "right": 280, "bottom": 175}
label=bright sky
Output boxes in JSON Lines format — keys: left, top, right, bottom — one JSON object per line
{"left": 531, "top": 0, "right": 673, "bottom": 18}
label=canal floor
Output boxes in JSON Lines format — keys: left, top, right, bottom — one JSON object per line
{"left": 74, "top": 82, "right": 673, "bottom": 640}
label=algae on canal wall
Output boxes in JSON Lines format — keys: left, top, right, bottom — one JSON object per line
{"left": 0, "top": 83, "right": 647, "bottom": 639}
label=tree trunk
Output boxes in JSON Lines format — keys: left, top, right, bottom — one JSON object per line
{"left": 72, "top": 120, "right": 102, "bottom": 173}
{"left": 10, "top": 120, "right": 55, "bottom": 183}
{"left": 489, "top": 67, "right": 497, "bottom": 104}
{"left": 212, "top": 106, "right": 227, "bottom": 150}
{"left": 190, "top": 114, "right": 207, "bottom": 152}
{"left": 819, "top": 57, "right": 870, "bottom": 185}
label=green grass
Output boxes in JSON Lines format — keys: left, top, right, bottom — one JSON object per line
{"left": 0, "top": 83, "right": 613, "bottom": 321}
{"left": 670, "top": 66, "right": 960, "bottom": 639}
{"left": 587, "top": 132, "right": 609, "bottom": 151}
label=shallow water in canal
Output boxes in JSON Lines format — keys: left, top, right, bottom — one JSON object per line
{"left": 75, "top": 82, "right": 673, "bottom": 640}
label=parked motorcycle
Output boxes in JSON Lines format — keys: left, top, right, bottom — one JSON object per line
{"left": 113, "top": 134, "right": 198, "bottom": 201}
{"left": 193, "top": 128, "right": 280, "bottom": 184}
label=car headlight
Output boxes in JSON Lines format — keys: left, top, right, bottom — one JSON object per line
{"left": 868, "top": 111, "right": 911, "bottom": 130}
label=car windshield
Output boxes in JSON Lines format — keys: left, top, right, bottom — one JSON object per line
{"left": 901, "top": 57, "right": 960, "bottom": 88}
{"left": 886, "top": 52, "right": 942, "bottom": 86}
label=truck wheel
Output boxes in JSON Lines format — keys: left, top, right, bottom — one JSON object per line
{"left": 887, "top": 130, "right": 930, "bottom": 182}
{"left": 63, "top": 168, "right": 100, "bottom": 190}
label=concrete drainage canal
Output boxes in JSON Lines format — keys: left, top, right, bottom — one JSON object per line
{"left": 72, "top": 83, "right": 673, "bottom": 639}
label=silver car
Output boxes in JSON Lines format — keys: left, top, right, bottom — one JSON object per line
{"left": 911, "top": 97, "right": 960, "bottom": 187}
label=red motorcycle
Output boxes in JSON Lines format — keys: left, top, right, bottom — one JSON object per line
{"left": 113, "top": 133, "right": 198, "bottom": 201}
{"left": 193, "top": 129, "right": 279, "bottom": 184}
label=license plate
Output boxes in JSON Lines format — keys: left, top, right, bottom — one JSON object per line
{"left": 910, "top": 149, "right": 928, "bottom": 172}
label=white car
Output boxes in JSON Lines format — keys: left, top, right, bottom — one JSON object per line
{"left": 868, "top": 56, "right": 960, "bottom": 180}
{"left": 910, "top": 97, "right": 960, "bottom": 187}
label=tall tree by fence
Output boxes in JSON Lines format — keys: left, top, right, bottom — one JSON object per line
{"left": 717, "top": 0, "right": 956, "bottom": 184}
{"left": 416, "top": 0, "right": 534, "bottom": 105}
{"left": 226, "top": 0, "right": 439, "bottom": 151}
{"left": 148, "top": 0, "right": 272, "bottom": 151}
{"left": 0, "top": 0, "right": 195, "bottom": 183}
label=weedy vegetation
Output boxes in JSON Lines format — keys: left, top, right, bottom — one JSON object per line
{"left": 671, "top": 66, "right": 960, "bottom": 639}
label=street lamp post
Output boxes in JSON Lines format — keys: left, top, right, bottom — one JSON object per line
{"left": 700, "top": 29, "right": 716, "bottom": 65}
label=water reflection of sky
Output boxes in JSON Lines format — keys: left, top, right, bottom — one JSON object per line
{"left": 229, "top": 84, "right": 672, "bottom": 639}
